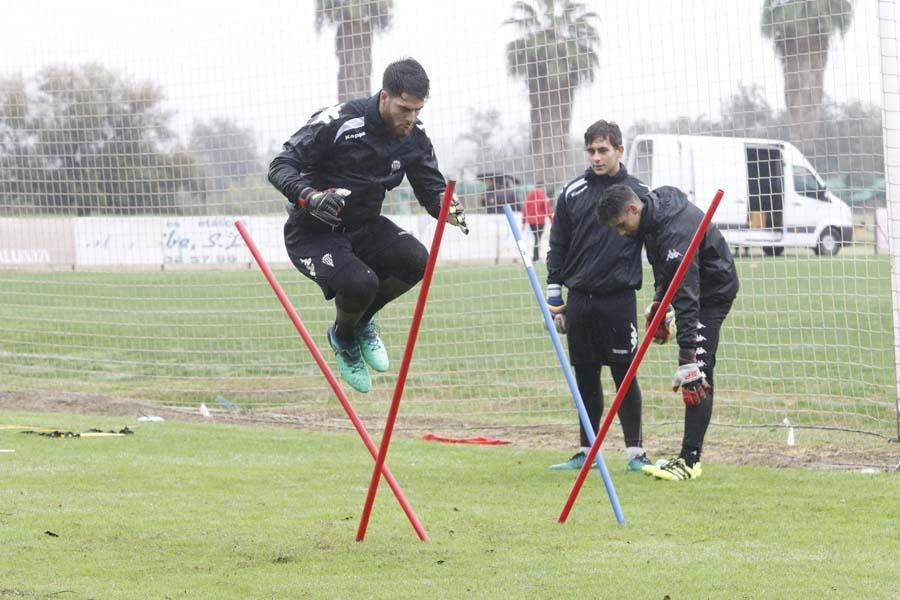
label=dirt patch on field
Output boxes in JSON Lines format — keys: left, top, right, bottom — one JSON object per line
{"left": 2, "top": 390, "right": 898, "bottom": 472}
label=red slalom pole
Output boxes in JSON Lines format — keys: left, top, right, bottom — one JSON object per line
{"left": 234, "top": 220, "right": 429, "bottom": 541}
{"left": 356, "top": 180, "right": 456, "bottom": 542}
{"left": 558, "top": 189, "right": 725, "bottom": 523}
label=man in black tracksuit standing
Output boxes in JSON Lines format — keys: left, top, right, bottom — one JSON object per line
{"left": 268, "top": 58, "right": 467, "bottom": 393}
{"left": 545, "top": 120, "right": 653, "bottom": 472}
{"left": 598, "top": 184, "right": 739, "bottom": 481}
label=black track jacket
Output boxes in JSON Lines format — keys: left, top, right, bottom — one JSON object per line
{"left": 639, "top": 186, "right": 740, "bottom": 351}
{"left": 547, "top": 165, "right": 650, "bottom": 294}
{"left": 268, "top": 94, "right": 446, "bottom": 233}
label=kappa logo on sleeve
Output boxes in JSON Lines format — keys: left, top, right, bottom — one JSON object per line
{"left": 666, "top": 248, "right": 683, "bottom": 262}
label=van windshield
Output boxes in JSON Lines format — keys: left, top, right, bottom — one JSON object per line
{"left": 793, "top": 165, "right": 827, "bottom": 201}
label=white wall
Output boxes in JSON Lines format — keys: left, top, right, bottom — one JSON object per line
{"left": 0, "top": 213, "right": 528, "bottom": 269}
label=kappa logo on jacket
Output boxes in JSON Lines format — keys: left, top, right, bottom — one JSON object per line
{"left": 666, "top": 248, "right": 683, "bottom": 262}
{"left": 332, "top": 116, "right": 364, "bottom": 143}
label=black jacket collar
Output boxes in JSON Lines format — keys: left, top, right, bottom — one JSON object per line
{"left": 365, "top": 93, "right": 387, "bottom": 135}
{"left": 584, "top": 163, "right": 630, "bottom": 185}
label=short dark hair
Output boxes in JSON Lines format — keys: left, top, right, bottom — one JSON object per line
{"left": 382, "top": 58, "right": 430, "bottom": 99}
{"left": 584, "top": 120, "right": 623, "bottom": 148}
{"left": 597, "top": 184, "right": 639, "bottom": 222}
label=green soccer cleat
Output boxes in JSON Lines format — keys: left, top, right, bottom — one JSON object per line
{"left": 626, "top": 453, "right": 653, "bottom": 473}
{"left": 550, "top": 451, "right": 586, "bottom": 470}
{"left": 327, "top": 325, "right": 371, "bottom": 393}
{"left": 652, "top": 457, "right": 702, "bottom": 481}
{"left": 356, "top": 320, "right": 389, "bottom": 372}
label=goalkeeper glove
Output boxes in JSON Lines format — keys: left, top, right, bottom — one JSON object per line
{"left": 645, "top": 301, "right": 675, "bottom": 345}
{"left": 298, "top": 187, "right": 350, "bottom": 228}
{"left": 546, "top": 283, "right": 567, "bottom": 334}
{"left": 672, "top": 348, "right": 709, "bottom": 406}
{"left": 447, "top": 194, "right": 469, "bottom": 234}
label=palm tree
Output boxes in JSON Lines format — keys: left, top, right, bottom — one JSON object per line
{"left": 505, "top": 0, "right": 599, "bottom": 187}
{"left": 761, "top": 0, "right": 854, "bottom": 154}
{"left": 315, "top": 0, "right": 394, "bottom": 103}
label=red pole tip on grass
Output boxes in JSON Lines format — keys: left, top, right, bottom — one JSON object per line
{"left": 355, "top": 180, "right": 456, "bottom": 542}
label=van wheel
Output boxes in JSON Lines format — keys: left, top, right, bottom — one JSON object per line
{"left": 814, "top": 227, "right": 841, "bottom": 257}
{"left": 762, "top": 246, "right": 784, "bottom": 257}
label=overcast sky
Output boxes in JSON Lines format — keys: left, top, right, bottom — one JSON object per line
{"left": 1, "top": 0, "right": 887, "bottom": 174}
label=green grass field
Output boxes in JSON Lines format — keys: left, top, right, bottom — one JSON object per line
{"left": 1, "top": 253, "right": 897, "bottom": 438}
{"left": 1, "top": 410, "right": 898, "bottom": 599}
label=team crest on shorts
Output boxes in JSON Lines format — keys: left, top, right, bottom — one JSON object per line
{"left": 322, "top": 253, "right": 334, "bottom": 267}
{"left": 391, "top": 160, "right": 401, "bottom": 172}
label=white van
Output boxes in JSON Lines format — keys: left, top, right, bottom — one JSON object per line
{"left": 626, "top": 134, "right": 853, "bottom": 256}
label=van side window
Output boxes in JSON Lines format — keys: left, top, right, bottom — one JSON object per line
{"left": 633, "top": 140, "right": 653, "bottom": 184}
{"left": 793, "top": 166, "right": 827, "bottom": 201}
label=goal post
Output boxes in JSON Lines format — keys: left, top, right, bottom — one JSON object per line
{"left": 879, "top": 0, "right": 900, "bottom": 441}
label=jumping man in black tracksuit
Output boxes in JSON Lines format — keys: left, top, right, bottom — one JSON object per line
{"left": 598, "top": 184, "right": 740, "bottom": 481}
{"left": 545, "top": 120, "right": 653, "bottom": 472}
{"left": 268, "top": 58, "right": 467, "bottom": 393}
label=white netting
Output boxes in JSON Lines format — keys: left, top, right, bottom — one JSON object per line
{"left": 0, "top": 0, "right": 896, "bottom": 439}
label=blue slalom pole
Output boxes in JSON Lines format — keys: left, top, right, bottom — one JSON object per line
{"left": 503, "top": 204, "right": 625, "bottom": 525}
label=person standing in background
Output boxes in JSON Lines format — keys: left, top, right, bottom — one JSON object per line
{"left": 545, "top": 120, "right": 653, "bottom": 472}
{"left": 522, "top": 181, "right": 553, "bottom": 262}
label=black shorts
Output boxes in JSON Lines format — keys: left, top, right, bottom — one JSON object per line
{"left": 283, "top": 214, "right": 424, "bottom": 300}
{"left": 566, "top": 288, "right": 638, "bottom": 367}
